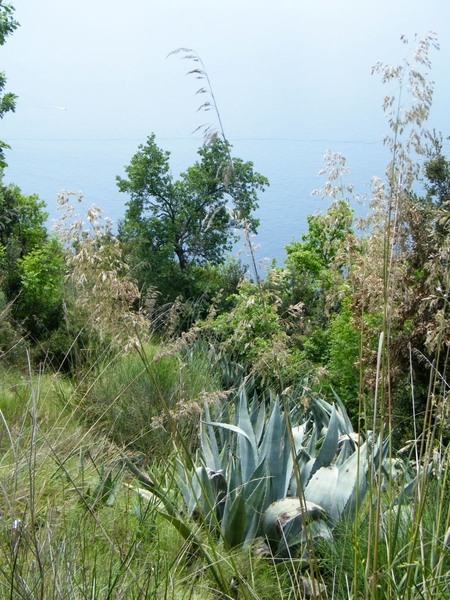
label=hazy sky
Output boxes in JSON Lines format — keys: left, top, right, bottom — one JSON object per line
{"left": 2, "top": 0, "right": 450, "bottom": 143}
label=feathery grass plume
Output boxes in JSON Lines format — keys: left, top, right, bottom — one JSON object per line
{"left": 352, "top": 32, "right": 446, "bottom": 600}
{"left": 53, "top": 190, "right": 151, "bottom": 367}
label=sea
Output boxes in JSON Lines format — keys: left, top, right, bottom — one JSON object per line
{"left": 2, "top": 136, "right": 391, "bottom": 268}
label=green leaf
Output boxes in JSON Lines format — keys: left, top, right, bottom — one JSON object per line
{"left": 331, "top": 388, "right": 355, "bottom": 433}
{"left": 200, "top": 405, "right": 221, "bottom": 470}
{"left": 337, "top": 440, "right": 371, "bottom": 520}
{"left": 236, "top": 390, "right": 258, "bottom": 480}
{"left": 278, "top": 518, "right": 333, "bottom": 557}
{"left": 244, "top": 458, "right": 267, "bottom": 500}
{"left": 252, "top": 394, "right": 266, "bottom": 445}
{"left": 223, "top": 489, "right": 246, "bottom": 548}
{"left": 263, "top": 497, "right": 328, "bottom": 548}
{"left": 258, "top": 397, "right": 287, "bottom": 499}
{"left": 308, "top": 404, "right": 340, "bottom": 480}
{"left": 203, "top": 421, "right": 251, "bottom": 441}
{"left": 243, "top": 475, "right": 269, "bottom": 545}
{"left": 304, "top": 466, "right": 339, "bottom": 519}
{"left": 191, "top": 466, "right": 216, "bottom": 521}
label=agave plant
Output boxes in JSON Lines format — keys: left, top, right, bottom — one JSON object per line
{"left": 174, "top": 385, "right": 386, "bottom": 555}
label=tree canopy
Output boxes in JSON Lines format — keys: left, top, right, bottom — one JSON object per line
{"left": 117, "top": 134, "right": 268, "bottom": 299}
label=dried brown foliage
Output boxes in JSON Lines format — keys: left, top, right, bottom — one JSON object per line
{"left": 53, "top": 190, "right": 151, "bottom": 355}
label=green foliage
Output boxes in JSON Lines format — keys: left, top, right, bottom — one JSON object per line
{"left": 0, "top": 184, "right": 48, "bottom": 256}
{"left": 0, "top": 1, "right": 17, "bottom": 45}
{"left": 117, "top": 134, "right": 268, "bottom": 301}
{"left": 0, "top": 183, "right": 56, "bottom": 343}
{"left": 0, "top": 184, "right": 48, "bottom": 293}
{"left": 206, "top": 279, "right": 286, "bottom": 363}
{"left": 0, "top": 1, "right": 19, "bottom": 168}
{"left": 49, "top": 191, "right": 150, "bottom": 373}
{"left": 327, "top": 296, "right": 361, "bottom": 418}
{"left": 15, "top": 237, "right": 65, "bottom": 337}
{"left": 285, "top": 199, "right": 354, "bottom": 298}
{"left": 424, "top": 132, "right": 450, "bottom": 205}
{"left": 283, "top": 200, "right": 357, "bottom": 366}
{"left": 197, "top": 272, "right": 307, "bottom": 390}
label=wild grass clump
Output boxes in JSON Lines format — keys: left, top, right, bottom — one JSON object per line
{"left": 81, "top": 341, "right": 221, "bottom": 459}
{"left": 0, "top": 365, "right": 241, "bottom": 600}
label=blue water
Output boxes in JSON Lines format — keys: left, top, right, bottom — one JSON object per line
{"left": 2, "top": 136, "right": 389, "bottom": 266}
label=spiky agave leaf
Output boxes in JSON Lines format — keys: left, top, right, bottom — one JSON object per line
{"left": 262, "top": 497, "right": 332, "bottom": 556}
{"left": 139, "top": 384, "right": 388, "bottom": 557}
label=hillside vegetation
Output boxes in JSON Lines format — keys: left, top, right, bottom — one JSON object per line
{"left": 1, "top": 17, "right": 449, "bottom": 599}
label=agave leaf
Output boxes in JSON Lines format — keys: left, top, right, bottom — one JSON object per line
{"left": 278, "top": 518, "right": 333, "bottom": 557}
{"left": 203, "top": 421, "right": 252, "bottom": 442}
{"left": 258, "top": 397, "right": 287, "bottom": 500}
{"left": 253, "top": 397, "right": 267, "bottom": 446}
{"left": 236, "top": 390, "right": 258, "bottom": 480}
{"left": 221, "top": 457, "right": 241, "bottom": 528}
{"left": 286, "top": 424, "right": 309, "bottom": 495}
{"left": 236, "top": 388, "right": 258, "bottom": 448}
{"left": 307, "top": 418, "right": 320, "bottom": 456}
{"left": 292, "top": 423, "right": 307, "bottom": 450}
{"left": 335, "top": 440, "right": 370, "bottom": 521}
{"left": 123, "top": 483, "right": 164, "bottom": 509}
{"left": 263, "top": 497, "right": 328, "bottom": 550}
{"left": 191, "top": 466, "right": 216, "bottom": 520}
{"left": 176, "top": 474, "right": 193, "bottom": 512}
{"left": 308, "top": 404, "right": 340, "bottom": 481}
{"left": 331, "top": 388, "right": 355, "bottom": 433}
{"left": 244, "top": 458, "right": 267, "bottom": 500}
{"left": 223, "top": 488, "right": 246, "bottom": 548}
{"left": 227, "top": 454, "right": 241, "bottom": 492}
{"left": 244, "top": 476, "right": 269, "bottom": 545}
{"left": 212, "top": 396, "right": 229, "bottom": 447}
{"left": 335, "top": 434, "right": 359, "bottom": 467}
{"left": 300, "top": 457, "right": 315, "bottom": 488}
{"left": 201, "top": 405, "right": 221, "bottom": 471}
{"left": 205, "top": 419, "right": 256, "bottom": 485}
{"left": 309, "top": 398, "right": 332, "bottom": 435}
{"left": 304, "top": 466, "right": 339, "bottom": 519}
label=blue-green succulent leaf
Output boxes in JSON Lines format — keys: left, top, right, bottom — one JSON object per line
{"left": 304, "top": 465, "right": 339, "bottom": 520}
{"left": 223, "top": 489, "right": 246, "bottom": 548}
{"left": 308, "top": 404, "right": 340, "bottom": 480}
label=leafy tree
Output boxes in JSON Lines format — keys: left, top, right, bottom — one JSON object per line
{"left": 0, "top": 183, "right": 48, "bottom": 299}
{"left": 0, "top": 1, "right": 19, "bottom": 168}
{"left": 0, "top": 183, "right": 66, "bottom": 343}
{"left": 17, "top": 237, "right": 65, "bottom": 338}
{"left": 117, "top": 134, "right": 268, "bottom": 301}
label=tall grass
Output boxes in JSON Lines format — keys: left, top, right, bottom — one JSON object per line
{"left": 0, "top": 357, "right": 241, "bottom": 600}
{"left": 1, "top": 32, "right": 449, "bottom": 600}
{"left": 82, "top": 341, "right": 220, "bottom": 460}
{"left": 158, "top": 32, "right": 450, "bottom": 600}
